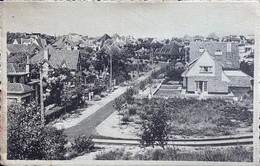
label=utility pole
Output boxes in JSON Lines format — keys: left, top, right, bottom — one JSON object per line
{"left": 151, "top": 49, "right": 154, "bottom": 72}
{"left": 39, "top": 64, "right": 45, "bottom": 123}
{"left": 137, "top": 53, "right": 140, "bottom": 77}
{"left": 109, "top": 53, "right": 113, "bottom": 92}
{"left": 106, "top": 45, "right": 113, "bottom": 92}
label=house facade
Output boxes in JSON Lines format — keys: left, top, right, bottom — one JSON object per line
{"left": 7, "top": 62, "right": 38, "bottom": 104}
{"left": 182, "top": 42, "right": 252, "bottom": 97}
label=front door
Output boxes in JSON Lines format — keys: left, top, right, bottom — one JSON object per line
{"left": 196, "top": 81, "right": 208, "bottom": 93}
{"left": 199, "top": 81, "right": 203, "bottom": 92}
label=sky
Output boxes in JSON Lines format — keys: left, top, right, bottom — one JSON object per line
{"left": 3, "top": 2, "right": 257, "bottom": 39}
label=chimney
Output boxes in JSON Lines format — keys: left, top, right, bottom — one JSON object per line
{"left": 44, "top": 47, "right": 49, "bottom": 60}
{"left": 26, "top": 54, "right": 30, "bottom": 73}
{"left": 227, "top": 43, "right": 231, "bottom": 53}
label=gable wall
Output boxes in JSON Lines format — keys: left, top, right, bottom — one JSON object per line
{"left": 186, "top": 51, "right": 216, "bottom": 77}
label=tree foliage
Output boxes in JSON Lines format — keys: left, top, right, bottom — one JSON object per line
{"left": 7, "top": 102, "right": 68, "bottom": 160}
{"left": 114, "top": 96, "right": 126, "bottom": 112}
{"left": 7, "top": 102, "right": 95, "bottom": 160}
{"left": 124, "top": 87, "right": 135, "bottom": 105}
{"left": 140, "top": 100, "right": 171, "bottom": 149}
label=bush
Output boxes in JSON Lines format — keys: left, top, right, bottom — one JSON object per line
{"left": 140, "top": 81, "right": 146, "bottom": 91}
{"left": 197, "top": 146, "right": 253, "bottom": 162}
{"left": 94, "top": 146, "right": 252, "bottom": 162}
{"left": 71, "top": 135, "right": 94, "bottom": 154}
{"left": 139, "top": 111, "right": 148, "bottom": 120}
{"left": 95, "top": 148, "right": 124, "bottom": 160}
{"left": 129, "top": 107, "right": 137, "bottom": 116}
{"left": 7, "top": 102, "right": 68, "bottom": 160}
{"left": 134, "top": 119, "right": 143, "bottom": 125}
{"left": 122, "top": 115, "right": 130, "bottom": 124}
{"left": 93, "top": 95, "right": 101, "bottom": 101}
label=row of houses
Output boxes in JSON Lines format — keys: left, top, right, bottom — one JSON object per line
{"left": 183, "top": 33, "right": 254, "bottom": 44}
{"left": 6, "top": 33, "right": 137, "bottom": 104}
{"left": 7, "top": 39, "right": 83, "bottom": 104}
{"left": 7, "top": 32, "right": 254, "bottom": 103}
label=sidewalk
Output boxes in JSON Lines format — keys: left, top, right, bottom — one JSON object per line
{"left": 52, "top": 68, "right": 159, "bottom": 130}
{"left": 52, "top": 86, "right": 128, "bottom": 130}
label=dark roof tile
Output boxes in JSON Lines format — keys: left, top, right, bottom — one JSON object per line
{"left": 49, "top": 50, "right": 80, "bottom": 70}
{"left": 7, "top": 83, "right": 34, "bottom": 93}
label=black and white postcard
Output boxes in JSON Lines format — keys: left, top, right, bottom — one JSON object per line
{"left": 0, "top": 1, "right": 259, "bottom": 165}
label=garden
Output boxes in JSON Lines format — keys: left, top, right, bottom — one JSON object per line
{"left": 94, "top": 145, "right": 253, "bottom": 162}
{"left": 102, "top": 97, "right": 253, "bottom": 140}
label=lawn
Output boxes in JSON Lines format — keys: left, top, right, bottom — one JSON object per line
{"left": 119, "top": 97, "right": 253, "bottom": 138}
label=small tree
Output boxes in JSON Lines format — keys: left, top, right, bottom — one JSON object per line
{"left": 124, "top": 87, "right": 134, "bottom": 106}
{"left": 140, "top": 81, "right": 146, "bottom": 91}
{"left": 140, "top": 101, "right": 171, "bottom": 149}
{"left": 113, "top": 96, "right": 126, "bottom": 113}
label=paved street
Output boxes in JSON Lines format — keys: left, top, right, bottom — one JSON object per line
{"left": 64, "top": 65, "right": 162, "bottom": 142}
{"left": 64, "top": 98, "right": 117, "bottom": 142}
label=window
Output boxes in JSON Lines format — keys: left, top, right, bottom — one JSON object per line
{"left": 200, "top": 66, "right": 212, "bottom": 73}
{"left": 204, "top": 81, "right": 208, "bottom": 92}
{"left": 195, "top": 81, "right": 199, "bottom": 91}
{"left": 199, "top": 47, "right": 204, "bottom": 53}
{"left": 195, "top": 81, "right": 208, "bottom": 92}
{"left": 8, "top": 76, "right": 13, "bottom": 83}
{"left": 215, "top": 50, "right": 222, "bottom": 55}
{"left": 15, "top": 76, "right": 20, "bottom": 83}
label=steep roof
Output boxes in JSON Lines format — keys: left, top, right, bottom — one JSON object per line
{"left": 7, "top": 63, "right": 27, "bottom": 74}
{"left": 112, "top": 33, "right": 120, "bottom": 39}
{"left": 7, "top": 83, "right": 34, "bottom": 94}
{"left": 182, "top": 50, "right": 216, "bottom": 77}
{"left": 222, "top": 35, "right": 240, "bottom": 42}
{"left": 183, "top": 35, "right": 193, "bottom": 42}
{"left": 206, "top": 33, "right": 219, "bottom": 40}
{"left": 156, "top": 41, "right": 184, "bottom": 55}
{"left": 30, "top": 51, "right": 44, "bottom": 64}
{"left": 79, "top": 41, "right": 96, "bottom": 48}
{"left": 135, "top": 48, "right": 149, "bottom": 54}
{"left": 7, "top": 44, "right": 35, "bottom": 54}
{"left": 97, "top": 34, "right": 111, "bottom": 42}
{"left": 36, "top": 38, "right": 47, "bottom": 48}
{"left": 52, "top": 35, "right": 76, "bottom": 49}
{"left": 193, "top": 35, "right": 204, "bottom": 41}
{"left": 189, "top": 42, "right": 240, "bottom": 70}
{"left": 30, "top": 45, "right": 54, "bottom": 64}
{"left": 12, "top": 38, "right": 22, "bottom": 44}
{"left": 49, "top": 50, "right": 80, "bottom": 70}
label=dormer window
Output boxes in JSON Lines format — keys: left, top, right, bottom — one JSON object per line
{"left": 200, "top": 66, "right": 213, "bottom": 73}
{"left": 215, "top": 50, "right": 222, "bottom": 55}
{"left": 199, "top": 47, "right": 204, "bottom": 53}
